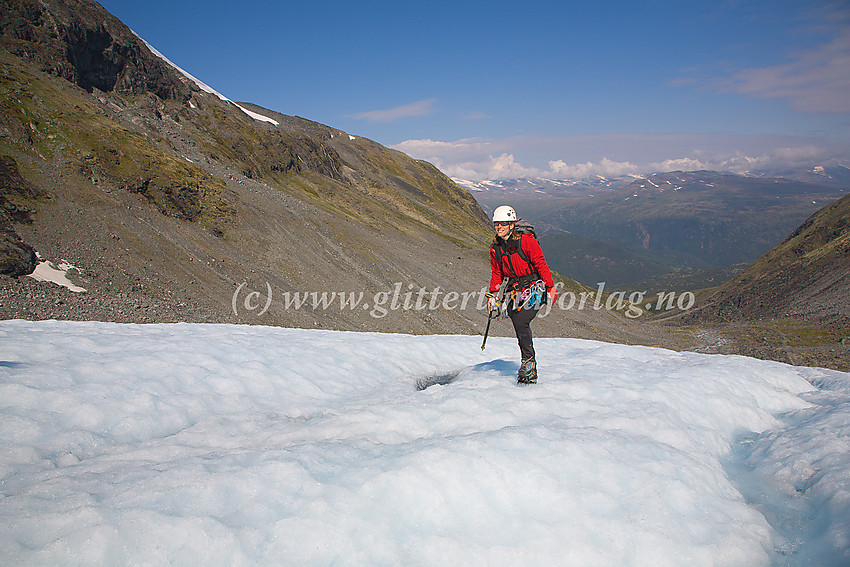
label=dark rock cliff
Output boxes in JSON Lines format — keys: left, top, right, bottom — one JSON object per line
{"left": 1, "top": 0, "right": 192, "bottom": 99}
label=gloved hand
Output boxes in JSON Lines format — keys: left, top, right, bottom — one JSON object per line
{"left": 486, "top": 293, "right": 499, "bottom": 312}
{"left": 547, "top": 286, "right": 558, "bottom": 304}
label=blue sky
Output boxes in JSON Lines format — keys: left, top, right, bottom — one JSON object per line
{"left": 100, "top": 0, "right": 850, "bottom": 180}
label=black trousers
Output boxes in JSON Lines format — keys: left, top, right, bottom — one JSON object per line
{"left": 508, "top": 306, "right": 539, "bottom": 360}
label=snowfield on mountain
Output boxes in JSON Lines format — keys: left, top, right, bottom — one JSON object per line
{"left": 1, "top": 320, "right": 848, "bottom": 566}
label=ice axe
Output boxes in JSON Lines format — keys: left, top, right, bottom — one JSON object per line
{"left": 481, "top": 281, "right": 507, "bottom": 350}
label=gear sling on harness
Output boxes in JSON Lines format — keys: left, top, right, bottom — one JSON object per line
{"left": 506, "top": 274, "right": 546, "bottom": 310}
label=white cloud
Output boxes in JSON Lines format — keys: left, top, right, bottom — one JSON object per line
{"left": 704, "top": 145, "right": 834, "bottom": 172}
{"left": 548, "top": 157, "right": 639, "bottom": 178}
{"left": 462, "top": 111, "right": 493, "bottom": 120}
{"left": 391, "top": 139, "right": 527, "bottom": 178}
{"left": 721, "top": 32, "right": 850, "bottom": 113}
{"left": 349, "top": 98, "right": 437, "bottom": 123}
{"left": 679, "top": 9, "right": 850, "bottom": 114}
{"left": 488, "top": 154, "right": 538, "bottom": 178}
{"left": 392, "top": 138, "right": 488, "bottom": 156}
{"left": 652, "top": 157, "right": 709, "bottom": 172}
{"left": 391, "top": 134, "right": 847, "bottom": 181}
{"left": 415, "top": 152, "right": 541, "bottom": 181}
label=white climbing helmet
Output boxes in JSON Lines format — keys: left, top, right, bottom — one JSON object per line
{"left": 492, "top": 205, "right": 517, "bottom": 222}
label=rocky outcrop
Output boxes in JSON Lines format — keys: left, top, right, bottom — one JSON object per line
{"left": 0, "top": 0, "right": 193, "bottom": 100}
{"left": 0, "top": 230, "right": 36, "bottom": 276}
{"left": 0, "top": 155, "right": 37, "bottom": 276}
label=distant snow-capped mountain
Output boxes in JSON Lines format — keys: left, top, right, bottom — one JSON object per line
{"left": 454, "top": 165, "right": 850, "bottom": 196}
{"left": 453, "top": 175, "right": 639, "bottom": 195}
{"left": 467, "top": 168, "right": 848, "bottom": 272}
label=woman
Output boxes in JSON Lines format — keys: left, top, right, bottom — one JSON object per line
{"left": 487, "top": 205, "right": 557, "bottom": 384}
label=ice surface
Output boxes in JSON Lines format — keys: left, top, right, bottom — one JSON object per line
{"left": 0, "top": 320, "right": 847, "bottom": 566}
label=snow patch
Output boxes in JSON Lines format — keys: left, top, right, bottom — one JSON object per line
{"left": 232, "top": 103, "right": 279, "bottom": 126}
{"left": 27, "top": 254, "right": 86, "bottom": 292}
{"left": 137, "top": 35, "right": 279, "bottom": 126}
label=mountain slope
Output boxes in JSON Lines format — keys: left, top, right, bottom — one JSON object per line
{"left": 682, "top": 193, "right": 850, "bottom": 328}
{"left": 659, "top": 193, "right": 850, "bottom": 370}
{"left": 0, "top": 0, "right": 489, "bottom": 333}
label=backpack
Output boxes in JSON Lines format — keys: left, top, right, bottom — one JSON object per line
{"left": 513, "top": 218, "right": 536, "bottom": 240}
{"left": 493, "top": 218, "right": 538, "bottom": 275}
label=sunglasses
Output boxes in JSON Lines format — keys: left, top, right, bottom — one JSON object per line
{"left": 493, "top": 221, "right": 513, "bottom": 227}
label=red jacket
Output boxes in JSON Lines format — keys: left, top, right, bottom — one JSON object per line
{"left": 489, "top": 232, "right": 555, "bottom": 293}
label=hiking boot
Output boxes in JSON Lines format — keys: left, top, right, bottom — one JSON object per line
{"left": 518, "top": 357, "right": 537, "bottom": 384}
